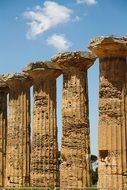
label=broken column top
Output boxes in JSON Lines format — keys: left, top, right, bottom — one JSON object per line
{"left": 0, "top": 75, "right": 8, "bottom": 92}
{"left": 51, "top": 51, "right": 96, "bottom": 70}
{"left": 88, "top": 35, "right": 127, "bottom": 58}
{"left": 2, "top": 73, "right": 32, "bottom": 88}
{"left": 23, "top": 60, "right": 62, "bottom": 79}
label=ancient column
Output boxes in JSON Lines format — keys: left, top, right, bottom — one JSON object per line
{"left": 88, "top": 36, "right": 127, "bottom": 189}
{"left": 23, "top": 61, "right": 61, "bottom": 187}
{"left": 52, "top": 51, "right": 96, "bottom": 189}
{"left": 0, "top": 78, "right": 8, "bottom": 187}
{"left": 3, "top": 73, "right": 32, "bottom": 187}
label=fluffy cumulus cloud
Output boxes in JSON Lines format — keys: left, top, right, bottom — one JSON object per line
{"left": 47, "top": 34, "right": 71, "bottom": 51}
{"left": 24, "top": 1, "right": 73, "bottom": 39}
{"left": 76, "top": 0, "right": 97, "bottom": 4}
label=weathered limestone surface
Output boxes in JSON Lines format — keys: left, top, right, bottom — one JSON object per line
{"left": 0, "top": 78, "right": 8, "bottom": 187}
{"left": 3, "top": 73, "right": 32, "bottom": 187}
{"left": 88, "top": 36, "right": 127, "bottom": 57}
{"left": 88, "top": 36, "right": 127, "bottom": 190}
{"left": 52, "top": 51, "right": 96, "bottom": 189}
{"left": 23, "top": 62, "right": 61, "bottom": 187}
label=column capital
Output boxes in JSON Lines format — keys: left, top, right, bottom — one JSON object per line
{"left": 23, "top": 61, "right": 62, "bottom": 80}
{"left": 0, "top": 76, "right": 8, "bottom": 93}
{"left": 51, "top": 51, "right": 96, "bottom": 70}
{"left": 2, "top": 73, "right": 32, "bottom": 89}
{"left": 88, "top": 35, "right": 127, "bottom": 58}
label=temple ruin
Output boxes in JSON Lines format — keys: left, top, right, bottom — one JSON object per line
{"left": 3, "top": 73, "right": 32, "bottom": 187}
{"left": 88, "top": 36, "right": 127, "bottom": 190}
{"left": 52, "top": 52, "right": 96, "bottom": 189}
{"left": 23, "top": 62, "right": 61, "bottom": 187}
{"left": 0, "top": 36, "right": 127, "bottom": 189}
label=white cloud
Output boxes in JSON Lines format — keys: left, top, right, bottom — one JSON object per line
{"left": 24, "top": 1, "right": 73, "bottom": 39}
{"left": 47, "top": 34, "right": 71, "bottom": 50}
{"left": 77, "top": 0, "right": 97, "bottom": 4}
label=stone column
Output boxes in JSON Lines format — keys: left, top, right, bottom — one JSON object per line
{"left": 88, "top": 36, "right": 127, "bottom": 189}
{"left": 23, "top": 61, "right": 61, "bottom": 187}
{"left": 52, "top": 51, "right": 96, "bottom": 189}
{"left": 3, "top": 73, "right": 32, "bottom": 187}
{"left": 0, "top": 79, "right": 8, "bottom": 187}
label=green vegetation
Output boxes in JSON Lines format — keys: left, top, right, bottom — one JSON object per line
{"left": 91, "top": 167, "right": 98, "bottom": 185}
{"left": 91, "top": 154, "right": 98, "bottom": 186}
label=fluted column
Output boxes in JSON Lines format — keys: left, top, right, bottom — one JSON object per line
{"left": 3, "top": 73, "right": 32, "bottom": 187}
{"left": 52, "top": 51, "right": 96, "bottom": 189}
{"left": 0, "top": 79, "right": 8, "bottom": 187}
{"left": 88, "top": 36, "right": 127, "bottom": 189}
{"left": 23, "top": 61, "right": 61, "bottom": 187}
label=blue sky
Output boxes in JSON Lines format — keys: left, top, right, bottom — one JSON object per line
{"left": 0, "top": 0, "right": 127, "bottom": 155}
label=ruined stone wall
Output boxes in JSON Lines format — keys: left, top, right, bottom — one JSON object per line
{"left": 60, "top": 67, "right": 91, "bottom": 189}
{"left": 98, "top": 57, "right": 127, "bottom": 189}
